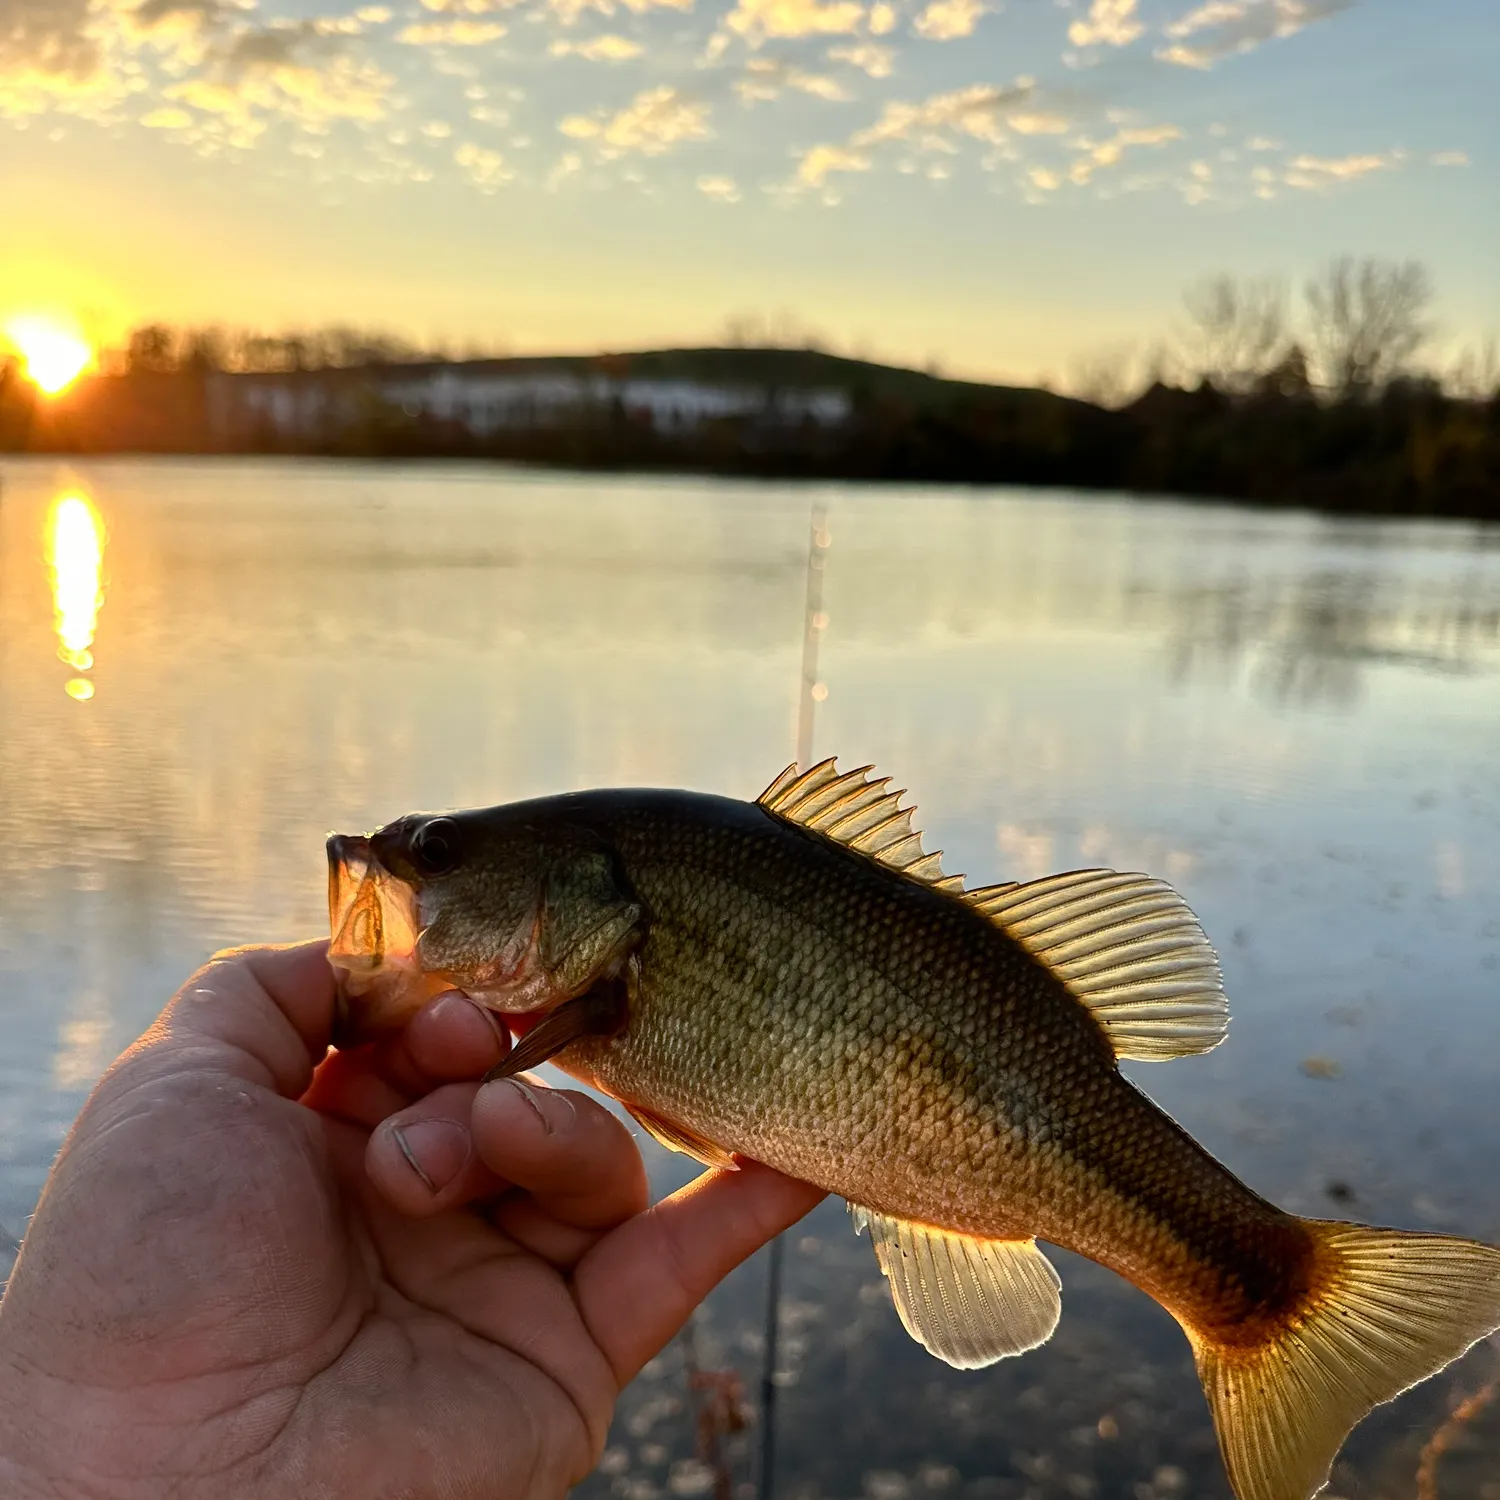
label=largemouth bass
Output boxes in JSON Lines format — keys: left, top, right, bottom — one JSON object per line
{"left": 326, "top": 760, "right": 1500, "bottom": 1500}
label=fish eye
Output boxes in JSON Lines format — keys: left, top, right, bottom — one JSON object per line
{"left": 410, "top": 818, "right": 460, "bottom": 878}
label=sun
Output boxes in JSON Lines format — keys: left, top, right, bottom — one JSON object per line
{"left": 4, "top": 314, "right": 95, "bottom": 396}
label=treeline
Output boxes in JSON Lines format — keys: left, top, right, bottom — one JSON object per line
{"left": 91, "top": 323, "right": 502, "bottom": 376}
{"left": 3, "top": 258, "right": 1497, "bottom": 520}
{"left": 1073, "top": 256, "right": 1497, "bottom": 406}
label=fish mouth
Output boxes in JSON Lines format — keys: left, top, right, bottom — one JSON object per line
{"left": 326, "top": 832, "right": 429, "bottom": 1043}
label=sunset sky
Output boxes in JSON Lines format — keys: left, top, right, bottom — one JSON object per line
{"left": 1, "top": 0, "right": 1494, "bottom": 384}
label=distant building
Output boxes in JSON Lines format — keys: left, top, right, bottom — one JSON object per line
{"left": 206, "top": 359, "right": 852, "bottom": 445}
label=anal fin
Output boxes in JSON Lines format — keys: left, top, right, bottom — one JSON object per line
{"left": 626, "top": 1103, "right": 738, "bottom": 1170}
{"left": 850, "top": 1205, "right": 1061, "bottom": 1369}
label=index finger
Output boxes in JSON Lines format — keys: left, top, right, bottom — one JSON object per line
{"left": 575, "top": 1162, "right": 826, "bottom": 1384}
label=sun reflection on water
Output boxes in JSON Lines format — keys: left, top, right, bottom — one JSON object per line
{"left": 46, "top": 490, "right": 107, "bottom": 699}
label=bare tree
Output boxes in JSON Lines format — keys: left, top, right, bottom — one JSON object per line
{"left": 1447, "top": 336, "right": 1500, "bottom": 401}
{"left": 1180, "top": 273, "right": 1288, "bottom": 393}
{"left": 1304, "top": 256, "right": 1432, "bottom": 397}
{"left": 1067, "top": 342, "right": 1146, "bottom": 408}
{"left": 127, "top": 324, "right": 180, "bottom": 374}
{"left": 719, "top": 310, "right": 829, "bottom": 351}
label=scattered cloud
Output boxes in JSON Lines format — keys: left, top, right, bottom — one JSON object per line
{"left": 1008, "top": 110, "right": 1069, "bottom": 134}
{"left": 560, "top": 84, "right": 710, "bottom": 154}
{"left": 140, "top": 104, "right": 194, "bottom": 127}
{"left": 549, "top": 0, "right": 690, "bottom": 22}
{"left": 549, "top": 32, "right": 643, "bottom": 58}
{"left": 796, "top": 141, "right": 870, "bottom": 185}
{"left": 1062, "top": 121, "right": 1180, "bottom": 183}
{"left": 1156, "top": 0, "right": 1350, "bottom": 69}
{"left": 160, "top": 22, "right": 393, "bottom": 144}
{"left": 853, "top": 81, "right": 1033, "bottom": 150}
{"left": 398, "top": 19, "right": 508, "bottom": 43}
{"left": 790, "top": 80, "right": 1055, "bottom": 195}
{"left": 828, "top": 41, "right": 893, "bottom": 76}
{"left": 1282, "top": 149, "right": 1397, "bottom": 188}
{"left": 0, "top": 0, "right": 1459, "bottom": 219}
{"left": 455, "top": 139, "right": 509, "bottom": 186}
{"left": 723, "top": 0, "right": 865, "bottom": 44}
{"left": 913, "top": 0, "right": 985, "bottom": 41}
{"left": 736, "top": 56, "right": 851, "bottom": 102}
{"left": 697, "top": 172, "right": 740, "bottom": 200}
{"left": 1068, "top": 0, "right": 1143, "bottom": 48}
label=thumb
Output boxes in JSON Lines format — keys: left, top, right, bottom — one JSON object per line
{"left": 131, "top": 940, "right": 338, "bottom": 1099}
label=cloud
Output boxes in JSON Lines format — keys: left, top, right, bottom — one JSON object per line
{"left": 0, "top": 0, "right": 133, "bottom": 113}
{"left": 162, "top": 22, "right": 393, "bottom": 142}
{"left": 399, "top": 19, "right": 508, "bottom": 43}
{"left": 913, "top": 0, "right": 985, "bottom": 41}
{"left": 1027, "top": 165, "right": 1059, "bottom": 190}
{"left": 1155, "top": 0, "right": 1350, "bottom": 68}
{"left": 549, "top": 32, "right": 643, "bottom": 58}
{"left": 1007, "top": 110, "right": 1069, "bottom": 134}
{"left": 736, "top": 56, "right": 851, "bottom": 102}
{"left": 828, "top": 41, "right": 892, "bottom": 76}
{"left": 787, "top": 78, "right": 1052, "bottom": 195}
{"left": 559, "top": 84, "right": 710, "bottom": 154}
{"left": 1282, "top": 149, "right": 1396, "bottom": 188}
{"left": 697, "top": 172, "right": 740, "bottom": 200}
{"left": 1063, "top": 121, "right": 1181, "bottom": 182}
{"left": 723, "top": 0, "right": 865, "bottom": 44}
{"left": 1067, "top": 0, "right": 1143, "bottom": 47}
{"left": 796, "top": 141, "right": 870, "bottom": 185}
{"left": 549, "top": 0, "right": 690, "bottom": 22}
{"left": 852, "top": 80, "right": 1031, "bottom": 150}
{"left": 1430, "top": 150, "right": 1468, "bottom": 167}
{"left": 455, "top": 140, "right": 509, "bottom": 186}
{"left": 140, "top": 103, "right": 194, "bottom": 127}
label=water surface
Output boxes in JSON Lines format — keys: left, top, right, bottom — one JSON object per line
{"left": 2, "top": 458, "right": 1499, "bottom": 1500}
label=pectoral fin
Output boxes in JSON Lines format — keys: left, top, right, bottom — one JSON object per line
{"left": 625, "top": 1104, "right": 738, "bottom": 1170}
{"left": 849, "top": 1206, "right": 1062, "bottom": 1369}
{"left": 483, "top": 982, "right": 625, "bottom": 1083}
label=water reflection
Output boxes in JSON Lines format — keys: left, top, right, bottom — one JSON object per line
{"left": 1160, "top": 553, "right": 1500, "bottom": 708}
{"left": 45, "top": 489, "right": 106, "bottom": 700}
{"left": 0, "top": 461, "right": 1498, "bottom": 1500}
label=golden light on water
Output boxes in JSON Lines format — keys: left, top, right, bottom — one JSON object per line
{"left": 5, "top": 314, "right": 94, "bottom": 396}
{"left": 47, "top": 492, "right": 107, "bottom": 699}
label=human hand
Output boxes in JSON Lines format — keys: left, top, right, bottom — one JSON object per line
{"left": 0, "top": 942, "right": 824, "bottom": 1500}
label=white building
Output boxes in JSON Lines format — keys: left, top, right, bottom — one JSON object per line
{"left": 211, "top": 361, "right": 853, "bottom": 442}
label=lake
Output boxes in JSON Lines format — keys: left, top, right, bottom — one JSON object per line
{"left": 2, "top": 457, "right": 1499, "bottom": 1500}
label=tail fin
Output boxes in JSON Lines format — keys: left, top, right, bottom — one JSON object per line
{"left": 1187, "top": 1220, "right": 1500, "bottom": 1500}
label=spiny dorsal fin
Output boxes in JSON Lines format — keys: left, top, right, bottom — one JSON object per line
{"left": 758, "top": 760, "right": 964, "bottom": 894}
{"left": 973, "top": 869, "right": 1227, "bottom": 1062}
{"left": 849, "top": 1205, "right": 1061, "bottom": 1369}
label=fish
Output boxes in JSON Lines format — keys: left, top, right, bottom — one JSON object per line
{"left": 326, "top": 759, "right": 1500, "bottom": 1500}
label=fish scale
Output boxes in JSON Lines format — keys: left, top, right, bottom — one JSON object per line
{"left": 327, "top": 762, "right": 1500, "bottom": 1500}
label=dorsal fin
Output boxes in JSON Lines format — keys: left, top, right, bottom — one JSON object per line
{"left": 972, "top": 870, "right": 1228, "bottom": 1062}
{"left": 758, "top": 760, "right": 964, "bottom": 894}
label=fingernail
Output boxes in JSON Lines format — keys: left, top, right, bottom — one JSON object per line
{"left": 460, "top": 995, "right": 509, "bottom": 1053}
{"left": 391, "top": 1119, "right": 470, "bottom": 1194}
{"left": 488, "top": 1077, "right": 574, "bottom": 1136}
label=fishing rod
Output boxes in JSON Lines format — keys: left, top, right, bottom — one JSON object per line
{"left": 757, "top": 498, "right": 830, "bottom": 1500}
